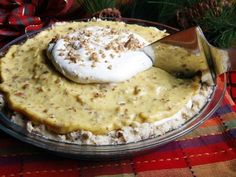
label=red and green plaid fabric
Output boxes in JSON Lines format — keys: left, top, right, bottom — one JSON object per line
{"left": 0, "top": 92, "right": 235, "bottom": 177}
{"left": 0, "top": 0, "right": 73, "bottom": 40}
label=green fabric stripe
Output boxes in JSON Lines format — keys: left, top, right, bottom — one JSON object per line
{"left": 224, "top": 119, "right": 236, "bottom": 129}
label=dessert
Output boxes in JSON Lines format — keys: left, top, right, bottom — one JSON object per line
{"left": 47, "top": 26, "right": 152, "bottom": 83}
{"left": 0, "top": 19, "right": 212, "bottom": 145}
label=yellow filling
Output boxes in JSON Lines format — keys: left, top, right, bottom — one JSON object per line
{"left": 0, "top": 21, "right": 199, "bottom": 134}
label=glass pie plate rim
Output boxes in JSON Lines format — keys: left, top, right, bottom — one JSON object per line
{"left": 0, "top": 18, "right": 227, "bottom": 159}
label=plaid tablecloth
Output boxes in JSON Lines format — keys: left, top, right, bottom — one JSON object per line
{"left": 0, "top": 91, "right": 236, "bottom": 177}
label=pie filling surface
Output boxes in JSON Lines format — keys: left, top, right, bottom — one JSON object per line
{"left": 0, "top": 20, "right": 206, "bottom": 137}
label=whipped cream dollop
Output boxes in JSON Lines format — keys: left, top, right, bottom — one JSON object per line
{"left": 47, "top": 26, "right": 152, "bottom": 83}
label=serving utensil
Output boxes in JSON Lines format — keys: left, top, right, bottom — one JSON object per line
{"left": 143, "top": 26, "right": 236, "bottom": 83}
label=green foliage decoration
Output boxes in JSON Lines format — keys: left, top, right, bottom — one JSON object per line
{"left": 78, "top": 0, "right": 236, "bottom": 48}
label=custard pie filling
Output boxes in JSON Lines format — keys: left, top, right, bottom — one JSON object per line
{"left": 0, "top": 20, "right": 212, "bottom": 145}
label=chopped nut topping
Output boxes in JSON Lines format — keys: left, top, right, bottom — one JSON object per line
{"left": 116, "top": 107, "right": 121, "bottom": 112}
{"left": 63, "top": 89, "right": 69, "bottom": 95}
{"left": 110, "top": 28, "right": 119, "bottom": 35}
{"left": 14, "top": 92, "right": 25, "bottom": 98}
{"left": 124, "top": 34, "right": 142, "bottom": 50}
{"left": 81, "top": 133, "right": 89, "bottom": 140}
{"left": 57, "top": 49, "right": 66, "bottom": 52}
{"left": 133, "top": 86, "right": 141, "bottom": 95}
{"left": 37, "top": 86, "right": 44, "bottom": 92}
{"left": 90, "top": 52, "right": 99, "bottom": 62}
{"left": 110, "top": 53, "right": 114, "bottom": 58}
{"left": 49, "top": 35, "right": 60, "bottom": 43}
{"left": 95, "top": 38, "right": 100, "bottom": 42}
{"left": 91, "top": 63, "right": 96, "bottom": 68}
{"left": 99, "top": 50, "right": 103, "bottom": 54}
{"left": 107, "top": 65, "right": 112, "bottom": 70}
{"left": 105, "top": 45, "right": 111, "bottom": 50}
{"left": 76, "top": 95, "right": 84, "bottom": 105}
{"left": 93, "top": 92, "right": 104, "bottom": 98}
{"left": 72, "top": 43, "right": 80, "bottom": 50}
{"left": 49, "top": 114, "right": 55, "bottom": 118}
{"left": 55, "top": 78, "right": 60, "bottom": 84}
{"left": 22, "top": 83, "right": 29, "bottom": 89}
{"left": 101, "top": 53, "right": 106, "bottom": 58}
{"left": 68, "top": 107, "right": 77, "bottom": 112}
{"left": 84, "top": 30, "right": 92, "bottom": 37}
{"left": 43, "top": 109, "right": 48, "bottom": 113}
{"left": 69, "top": 56, "right": 78, "bottom": 63}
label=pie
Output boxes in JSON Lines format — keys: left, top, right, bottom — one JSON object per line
{"left": 0, "top": 19, "right": 212, "bottom": 145}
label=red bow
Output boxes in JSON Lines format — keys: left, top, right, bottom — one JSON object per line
{"left": 0, "top": 0, "right": 73, "bottom": 46}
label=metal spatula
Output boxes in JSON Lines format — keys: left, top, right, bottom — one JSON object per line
{"left": 143, "top": 26, "right": 236, "bottom": 83}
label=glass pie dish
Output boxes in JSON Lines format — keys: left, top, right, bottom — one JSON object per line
{"left": 0, "top": 18, "right": 227, "bottom": 160}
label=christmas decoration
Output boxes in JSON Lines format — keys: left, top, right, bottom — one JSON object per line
{"left": 77, "top": 0, "right": 236, "bottom": 48}
{"left": 93, "top": 8, "right": 121, "bottom": 20}
{"left": 81, "top": 0, "right": 116, "bottom": 14}
{"left": 175, "top": 0, "right": 236, "bottom": 47}
{"left": 176, "top": 0, "right": 221, "bottom": 29}
{"left": 0, "top": 0, "right": 73, "bottom": 40}
{"left": 1, "top": 0, "right": 235, "bottom": 48}
{"left": 197, "top": 3, "right": 236, "bottom": 48}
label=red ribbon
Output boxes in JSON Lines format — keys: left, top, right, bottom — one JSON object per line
{"left": 0, "top": 0, "right": 73, "bottom": 40}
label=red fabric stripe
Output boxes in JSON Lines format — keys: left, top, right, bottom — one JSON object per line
{"left": 228, "top": 71, "right": 236, "bottom": 102}
{"left": 0, "top": 8, "right": 7, "bottom": 15}
{"left": 0, "top": 29, "right": 20, "bottom": 36}
{"left": 0, "top": 0, "right": 23, "bottom": 6}
{"left": 232, "top": 87, "right": 236, "bottom": 98}
{"left": 15, "top": 0, "right": 24, "bottom": 6}
{"left": 224, "top": 91, "right": 235, "bottom": 105}
{"left": 0, "top": 8, "right": 8, "bottom": 25}
{"left": 133, "top": 149, "right": 188, "bottom": 171}
{"left": 22, "top": 158, "right": 81, "bottom": 177}
{"left": 0, "top": 157, "right": 22, "bottom": 176}
{"left": 233, "top": 105, "right": 236, "bottom": 112}
{"left": 134, "top": 156, "right": 187, "bottom": 172}
{"left": 132, "top": 141, "right": 236, "bottom": 172}
{"left": 183, "top": 138, "right": 236, "bottom": 152}
{"left": 45, "top": 0, "right": 73, "bottom": 16}
{"left": 11, "top": 6, "right": 24, "bottom": 16}
{"left": 10, "top": 4, "right": 36, "bottom": 16}
{"left": 231, "top": 72, "right": 236, "bottom": 83}
{"left": 184, "top": 139, "right": 236, "bottom": 165}
{"left": 0, "top": 0, "right": 12, "bottom": 6}
{"left": 25, "top": 23, "right": 44, "bottom": 32}
{"left": 22, "top": 4, "right": 36, "bottom": 16}
{"left": 79, "top": 160, "right": 134, "bottom": 177}
{"left": 24, "top": 171, "right": 79, "bottom": 177}
{"left": 188, "top": 147, "right": 236, "bottom": 166}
